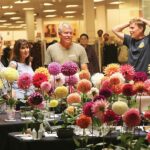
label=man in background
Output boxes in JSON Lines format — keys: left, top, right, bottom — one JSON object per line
{"left": 44, "top": 22, "right": 88, "bottom": 70}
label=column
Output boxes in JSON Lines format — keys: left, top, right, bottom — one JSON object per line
{"left": 36, "top": 17, "right": 44, "bottom": 41}
{"left": 25, "top": 10, "right": 35, "bottom": 41}
{"left": 83, "top": 0, "right": 95, "bottom": 44}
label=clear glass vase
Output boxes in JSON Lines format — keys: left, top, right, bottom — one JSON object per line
{"left": 6, "top": 106, "right": 16, "bottom": 120}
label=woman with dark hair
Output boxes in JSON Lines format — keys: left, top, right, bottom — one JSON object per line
{"left": 9, "top": 39, "right": 34, "bottom": 105}
{"left": 1, "top": 46, "right": 12, "bottom": 67}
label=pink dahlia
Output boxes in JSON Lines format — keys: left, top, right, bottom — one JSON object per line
{"left": 28, "top": 92, "right": 44, "bottom": 107}
{"left": 40, "top": 81, "right": 51, "bottom": 93}
{"left": 122, "top": 83, "right": 136, "bottom": 96}
{"left": 32, "top": 73, "right": 48, "bottom": 88}
{"left": 77, "top": 79, "right": 92, "bottom": 93}
{"left": 92, "top": 100, "right": 109, "bottom": 122}
{"left": 48, "top": 62, "right": 61, "bottom": 75}
{"left": 83, "top": 102, "right": 94, "bottom": 117}
{"left": 61, "top": 61, "right": 78, "bottom": 76}
{"left": 144, "top": 79, "right": 150, "bottom": 89}
{"left": 65, "top": 75, "right": 79, "bottom": 86}
{"left": 93, "top": 95, "right": 106, "bottom": 102}
{"left": 111, "top": 84, "right": 122, "bottom": 95}
{"left": 146, "top": 132, "right": 150, "bottom": 143}
{"left": 17, "top": 73, "right": 32, "bottom": 90}
{"left": 123, "top": 108, "right": 141, "bottom": 127}
{"left": 120, "top": 64, "right": 135, "bottom": 81}
{"left": 133, "top": 72, "right": 148, "bottom": 82}
{"left": 66, "top": 92, "right": 81, "bottom": 104}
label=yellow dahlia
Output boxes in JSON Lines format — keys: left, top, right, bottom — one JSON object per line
{"left": 54, "top": 86, "right": 68, "bottom": 98}
{"left": 49, "top": 99, "right": 59, "bottom": 108}
{"left": 66, "top": 106, "right": 75, "bottom": 115}
{"left": 104, "top": 63, "right": 120, "bottom": 76}
{"left": 35, "top": 67, "right": 50, "bottom": 79}
{"left": 3, "top": 67, "right": 19, "bottom": 83}
{"left": 112, "top": 101, "right": 128, "bottom": 115}
{"left": 0, "top": 79, "right": 3, "bottom": 89}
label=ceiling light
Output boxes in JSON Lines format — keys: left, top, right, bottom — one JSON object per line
{"left": 94, "top": 0, "right": 104, "bottom": 2}
{"left": 14, "top": 0, "right": 30, "bottom": 4}
{"left": 65, "top": 16, "right": 75, "bottom": 18}
{"left": 109, "top": 1, "right": 124, "bottom": 5}
{"left": 10, "top": 17, "right": 21, "bottom": 20}
{"left": 23, "top": 8, "right": 34, "bottom": 10}
{"left": 3, "top": 23, "right": 12, "bottom": 26}
{"left": 0, "top": 25, "right": 7, "bottom": 28}
{"left": 44, "top": 3, "right": 53, "bottom": 6}
{"left": 45, "top": 15, "right": 57, "bottom": 18}
{"left": 4, "top": 12, "right": 16, "bottom": 15}
{"left": 64, "top": 11, "right": 76, "bottom": 14}
{"left": 66, "top": 5, "right": 79, "bottom": 8}
{"left": 43, "top": 9, "right": 56, "bottom": 12}
{"left": 0, "top": 20, "right": 7, "bottom": 23}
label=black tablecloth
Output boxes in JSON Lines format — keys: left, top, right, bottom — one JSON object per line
{"left": 7, "top": 130, "right": 147, "bottom": 150}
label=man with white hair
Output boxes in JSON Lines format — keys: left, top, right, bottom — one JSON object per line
{"left": 44, "top": 22, "right": 89, "bottom": 70}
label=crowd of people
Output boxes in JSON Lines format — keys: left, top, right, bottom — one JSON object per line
{"left": 0, "top": 17, "right": 150, "bottom": 109}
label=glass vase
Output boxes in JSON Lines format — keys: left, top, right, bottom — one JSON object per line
{"left": 6, "top": 106, "right": 16, "bottom": 120}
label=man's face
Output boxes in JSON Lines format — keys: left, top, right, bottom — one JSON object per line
{"left": 129, "top": 23, "right": 143, "bottom": 39}
{"left": 59, "top": 27, "right": 73, "bottom": 45}
{"left": 80, "top": 36, "right": 88, "bottom": 46}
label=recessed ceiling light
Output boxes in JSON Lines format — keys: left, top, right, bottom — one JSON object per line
{"left": 64, "top": 11, "right": 76, "bottom": 14}
{"left": 44, "top": 3, "right": 53, "bottom": 6}
{"left": 3, "top": 23, "right": 12, "bottom": 26}
{"left": 65, "top": 16, "right": 75, "bottom": 18}
{"left": 66, "top": 5, "right": 79, "bottom": 8}
{"left": 4, "top": 12, "right": 16, "bottom": 15}
{"left": 45, "top": 15, "right": 57, "bottom": 18}
{"left": 94, "top": 0, "right": 104, "bottom": 2}
{"left": 14, "top": 0, "right": 30, "bottom": 4}
{"left": 0, "top": 25, "right": 7, "bottom": 28}
{"left": 10, "top": 17, "right": 21, "bottom": 20}
{"left": 0, "top": 20, "right": 7, "bottom": 23}
{"left": 43, "top": 9, "right": 56, "bottom": 12}
{"left": 23, "top": 8, "right": 34, "bottom": 10}
{"left": 109, "top": 1, "right": 124, "bottom": 5}
{"left": 2, "top": 5, "right": 13, "bottom": 9}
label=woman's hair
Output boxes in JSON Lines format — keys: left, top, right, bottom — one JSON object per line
{"left": 129, "top": 18, "right": 146, "bottom": 32}
{"left": 13, "top": 39, "right": 31, "bottom": 65}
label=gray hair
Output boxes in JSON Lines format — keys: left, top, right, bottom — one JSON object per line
{"left": 58, "top": 22, "right": 73, "bottom": 34}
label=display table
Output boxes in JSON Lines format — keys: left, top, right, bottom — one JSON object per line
{"left": 7, "top": 129, "right": 147, "bottom": 150}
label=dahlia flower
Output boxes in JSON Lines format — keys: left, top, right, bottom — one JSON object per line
{"left": 146, "top": 132, "right": 150, "bottom": 143}
{"left": 28, "top": 92, "right": 44, "bottom": 107}
{"left": 76, "top": 114, "right": 92, "bottom": 129}
{"left": 17, "top": 73, "right": 32, "bottom": 90}
{"left": 91, "top": 73, "right": 104, "bottom": 89}
{"left": 35, "top": 67, "right": 50, "bottom": 79}
{"left": 61, "top": 61, "right": 78, "bottom": 76}
{"left": 40, "top": 81, "right": 51, "bottom": 93}
{"left": 32, "top": 73, "right": 48, "bottom": 88}
{"left": 66, "top": 106, "right": 75, "bottom": 115}
{"left": 79, "top": 70, "right": 91, "bottom": 80}
{"left": 87, "top": 87, "right": 99, "bottom": 99}
{"left": 3, "top": 67, "right": 19, "bottom": 83}
{"left": 66, "top": 92, "right": 81, "bottom": 104}
{"left": 0, "top": 79, "right": 3, "bottom": 89}
{"left": 144, "top": 79, "right": 150, "bottom": 90}
{"left": 122, "top": 83, "right": 136, "bottom": 96}
{"left": 65, "top": 75, "right": 79, "bottom": 86}
{"left": 111, "top": 84, "right": 122, "bottom": 94}
{"left": 50, "top": 73, "right": 65, "bottom": 88}
{"left": 112, "top": 101, "right": 128, "bottom": 115}
{"left": 77, "top": 79, "right": 92, "bottom": 93}
{"left": 120, "top": 64, "right": 135, "bottom": 81}
{"left": 83, "top": 102, "right": 94, "bottom": 117}
{"left": 48, "top": 62, "right": 61, "bottom": 75}
{"left": 93, "top": 95, "right": 106, "bottom": 102}
{"left": 104, "top": 63, "right": 120, "bottom": 76}
{"left": 49, "top": 99, "right": 59, "bottom": 108}
{"left": 133, "top": 72, "right": 148, "bottom": 82}
{"left": 123, "top": 108, "right": 141, "bottom": 127}
{"left": 110, "top": 72, "right": 125, "bottom": 84}
{"left": 54, "top": 86, "right": 68, "bottom": 98}
{"left": 99, "top": 88, "right": 113, "bottom": 98}
{"left": 92, "top": 100, "right": 109, "bottom": 121}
